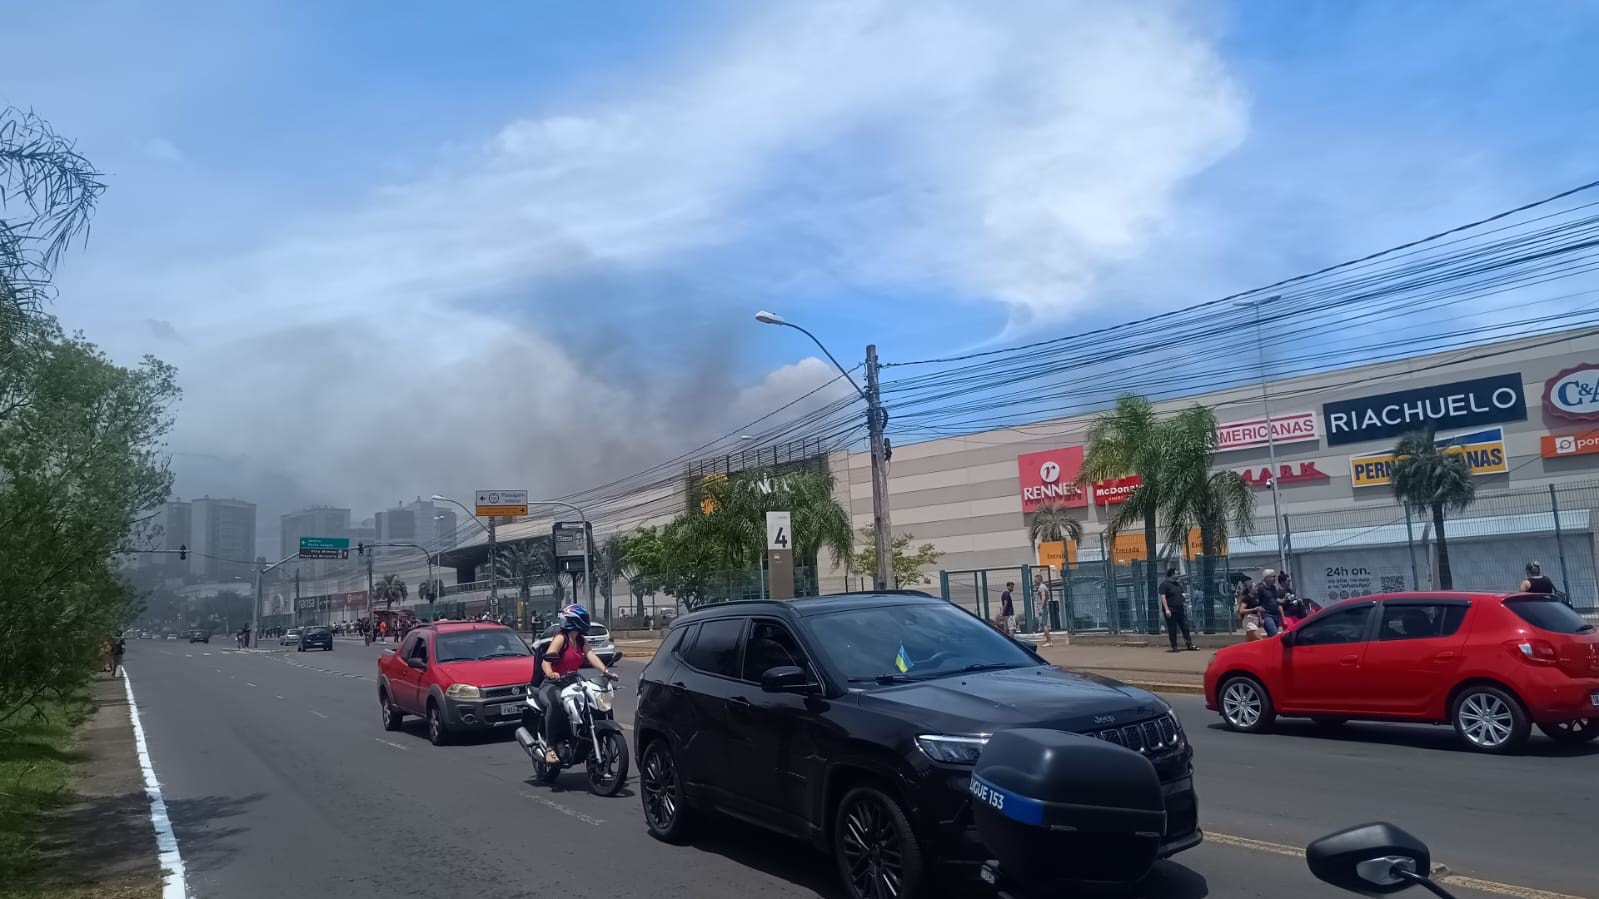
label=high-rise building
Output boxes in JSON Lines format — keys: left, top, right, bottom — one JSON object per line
{"left": 161, "top": 501, "right": 191, "bottom": 578}
{"left": 189, "top": 497, "right": 257, "bottom": 581}
{"left": 280, "top": 507, "right": 351, "bottom": 579}
{"left": 375, "top": 507, "right": 416, "bottom": 542}
{"left": 400, "top": 498, "right": 459, "bottom": 551}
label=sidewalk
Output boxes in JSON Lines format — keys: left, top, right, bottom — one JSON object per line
{"left": 612, "top": 637, "right": 1213, "bottom": 696}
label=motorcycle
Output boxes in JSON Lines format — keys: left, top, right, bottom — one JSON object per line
{"left": 515, "top": 672, "right": 629, "bottom": 796}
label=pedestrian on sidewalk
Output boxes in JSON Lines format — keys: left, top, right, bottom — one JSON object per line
{"left": 1257, "top": 569, "right": 1282, "bottom": 637}
{"left": 1159, "top": 568, "right": 1196, "bottom": 652}
{"left": 1033, "top": 572, "right": 1054, "bottom": 647}
{"left": 1237, "top": 578, "right": 1264, "bottom": 641}
{"left": 999, "top": 582, "right": 1016, "bottom": 636}
{"left": 1520, "top": 561, "right": 1556, "bottom": 594}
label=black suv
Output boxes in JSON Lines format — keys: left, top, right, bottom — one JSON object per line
{"left": 633, "top": 593, "right": 1200, "bottom": 899}
{"left": 298, "top": 625, "right": 333, "bottom": 652}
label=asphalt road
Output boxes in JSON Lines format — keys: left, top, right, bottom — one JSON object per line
{"left": 122, "top": 639, "right": 1595, "bottom": 899}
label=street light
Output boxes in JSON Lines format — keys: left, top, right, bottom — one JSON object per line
{"left": 432, "top": 493, "right": 594, "bottom": 615}
{"left": 1233, "top": 295, "right": 1289, "bottom": 577}
{"left": 756, "top": 310, "right": 895, "bottom": 591}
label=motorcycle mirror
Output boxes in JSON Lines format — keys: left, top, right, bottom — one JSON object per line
{"left": 1306, "top": 823, "right": 1440, "bottom": 896}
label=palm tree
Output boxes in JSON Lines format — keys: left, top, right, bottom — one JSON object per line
{"left": 1081, "top": 394, "right": 1166, "bottom": 608}
{"left": 372, "top": 574, "right": 407, "bottom": 611}
{"left": 1391, "top": 429, "right": 1477, "bottom": 589}
{"left": 417, "top": 578, "right": 443, "bottom": 617}
{"left": 496, "top": 541, "right": 561, "bottom": 619}
{"left": 1160, "top": 406, "right": 1256, "bottom": 620}
{"left": 593, "top": 532, "right": 630, "bottom": 622}
{"left": 1028, "top": 502, "right": 1083, "bottom": 553}
{"left": 693, "top": 467, "right": 853, "bottom": 582}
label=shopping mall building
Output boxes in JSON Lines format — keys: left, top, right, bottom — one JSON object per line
{"left": 840, "top": 327, "right": 1599, "bottom": 611}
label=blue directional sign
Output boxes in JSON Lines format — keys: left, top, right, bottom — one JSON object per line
{"left": 298, "top": 536, "right": 351, "bottom": 560}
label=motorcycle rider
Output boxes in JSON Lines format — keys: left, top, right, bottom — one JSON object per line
{"left": 535, "top": 604, "right": 613, "bottom": 764}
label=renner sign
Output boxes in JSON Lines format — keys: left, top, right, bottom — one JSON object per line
{"left": 1216, "top": 411, "right": 1320, "bottom": 452}
{"left": 1016, "top": 446, "right": 1088, "bottom": 513}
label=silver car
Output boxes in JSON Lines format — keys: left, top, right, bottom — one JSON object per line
{"left": 535, "top": 623, "right": 621, "bottom": 667}
{"left": 281, "top": 628, "right": 303, "bottom": 646}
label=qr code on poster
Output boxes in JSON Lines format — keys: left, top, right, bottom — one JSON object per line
{"left": 1379, "top": 576, "right": 1406, "bottom": 593}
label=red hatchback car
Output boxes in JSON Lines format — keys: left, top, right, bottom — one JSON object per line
{"left": 1205, "top": 592, "right": 1599, "bottom": 753}
{"left": 377, "top": 622, "right": 537, "bottom": 745}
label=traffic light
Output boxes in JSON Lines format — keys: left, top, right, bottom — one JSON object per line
{"left": 357, "top": 542, "right": 365, "bottom": 557}
{"left": 178, "top": 544, "right": 188, "bottom": 561}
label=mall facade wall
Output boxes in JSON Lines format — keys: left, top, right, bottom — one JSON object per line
{"left": 833, "top": 327, "right": 1599, "bottom": 608}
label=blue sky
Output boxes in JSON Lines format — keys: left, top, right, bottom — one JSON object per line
{"left": 4, "top": 0, "right": 1598, "bottom": 539}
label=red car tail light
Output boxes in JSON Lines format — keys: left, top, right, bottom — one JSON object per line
{"left": 1505, "top": 638, "right": 1560, "bottom": 666}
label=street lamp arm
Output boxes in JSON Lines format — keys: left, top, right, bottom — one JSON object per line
{"left": 431, "top": 494, "right": 491, "bottom": 535}
{"left": 773, "top": 320, "right": 866, "bottom": 400}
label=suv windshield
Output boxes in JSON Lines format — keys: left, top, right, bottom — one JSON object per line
{"left": 1505, "top": 596, "right": 1596, "bottom": 634}
{"left": 436, "top": 630, "right": 532, "bottom": 662}
{"left": 805, "top": 601, "right": 1040, "bottom": 683}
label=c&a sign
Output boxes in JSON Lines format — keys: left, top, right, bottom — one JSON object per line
{"left": 1349, "top": 427, "right": 1508, "bottom": 489}
{"left": 1543, "top": 364, "right": 1599, "bottom": 422}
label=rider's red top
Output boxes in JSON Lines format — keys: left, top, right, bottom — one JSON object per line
{"left": 548, "top": 633, "right": 586, "bottom": 676}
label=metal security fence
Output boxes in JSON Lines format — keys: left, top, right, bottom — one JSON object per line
{"left": 1230, "top": 479, "right": 1599, "bottom": 614}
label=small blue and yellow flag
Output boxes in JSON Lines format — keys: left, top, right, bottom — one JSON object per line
{"left": 895, "top": 643, "right": 913, "bottom": 673}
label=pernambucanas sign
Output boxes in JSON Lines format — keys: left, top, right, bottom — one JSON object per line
{"left": 1349, "top": 426, "right": 1508, "bottom": 488}
{"left": 1215, "top": 411, "right": 1320, "bottom": 452}
{"left": 1322, "top": 373, "right": 1526, "bottom": 446}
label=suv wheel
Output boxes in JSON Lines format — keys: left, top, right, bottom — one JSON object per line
{"left": 1537, "top": 718, "right": 1597, "bottom": 744}
{"left": 379, "top": 690, "right": 403, "bottom": 731}
{"left": 1219, "top": 676, "right": 1275, "bottom": 733}
{"left": 1451, "top": 685, "right": 1529, "bottom": 754}
{"left": 640, "top": 740, "right": 693, "bottom": 842}
{"left": 834, "top": 786, "right": 926, "bottom": 899}
{"left": 426, "top": 702, "right": 450, "bottom": 746}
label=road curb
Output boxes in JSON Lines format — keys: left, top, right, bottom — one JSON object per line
{"left": 1060, "top": 669, "right": 1205, "bottom": 696}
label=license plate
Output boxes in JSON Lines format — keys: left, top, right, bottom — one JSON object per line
{"left": 500, "top": 703, "right": 522, "bottom": 716}
{"left": 1590, "top": 692, "right": 1599, "bottom": 708}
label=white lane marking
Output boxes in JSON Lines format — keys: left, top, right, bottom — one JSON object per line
{"left": 245, "top": 682, "right": 256, "bottom": 687}
{"left": 376, "top": 739, "right": 409, "bottom": 751}
{"left": 202, "top": 653, "right": 212, "bottom": 657}
{"left": 123, "top": 672, "right": 190, "bottom": 899}
{"left": 274, "top": 695, "right": 283, "bottom": 700}
{"left": 184, "top": 653, "right": 192, "bottom": 658}
{"left": 520, "top": 791, "right": 604, "bottom": 826}
{"left": 310, "top": 710, "right": 329, "bottom": 719}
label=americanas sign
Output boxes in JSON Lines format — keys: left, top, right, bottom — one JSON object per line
{"left": 1322, "top": 373, "right": 1526, "bottom": 446}
{"left": 1016, "top": 446, "right": 1087, "bottom": 512}
{"left": 1349, "top": 427, "right": 1509, "bottom": 488}
{"left": 1216, "top": 411, "right": 1319, "bottom": 452}
{"left": 1543, "top": 364, "right": 1599, "bottom": 422}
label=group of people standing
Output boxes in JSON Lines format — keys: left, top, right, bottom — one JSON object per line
{"left": 1235, "top": 568, "right": 1312, "bottom": 641}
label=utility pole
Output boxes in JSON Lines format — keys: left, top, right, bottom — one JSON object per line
{"left": 294, "top": 568, "right": 301, "bottom": 624}
{"left": 865, "top": 344, "right": 894, "bottom": 590}
{"left": 1236, "top": 296, "right": 1288, "bottom": 576}
{"left": 252, "top": 552, "right": 300, "bottom": 641}
{"left": 366, "top": 552, "right": 375, "bottom": 622}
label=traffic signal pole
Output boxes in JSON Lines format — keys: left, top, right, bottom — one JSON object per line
{"left": 251, "top": 552, "right": 300, "bottom": 643}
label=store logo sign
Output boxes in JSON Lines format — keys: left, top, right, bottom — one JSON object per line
{"left": 1092, "top": 476, "right": 1142, "bottom": 506}
{"left": 1017, "top": 446, "right": 1087, "bottom": 512}
{"left": 1541, "top": 430, "right": 1599, "bottom": 458}
{"left": 1322, "top": 373, "right": 1526, "bottom": 446}
{"left": 1216, "top": 411, "right": 1320, "bottom": 452}
{"left": 1543, "top": 364, "right": 1599, "bottom": 422}
{"left": 1234, "top": 462, "right": 1330, "bottom": 489}
{"left": 1350, "top": 427, "right": 1508, "bottom": 488}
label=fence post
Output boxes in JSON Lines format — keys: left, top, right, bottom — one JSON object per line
{"left": 1404, "top": 507, "right": 1420, "bottom": 591}
{"left": 1020, "top": 564, "right": 1035, "bottom": 633}
{"left": 1550, "top": 484, "right": 1573, "bottom": 599}
{"left": 1063, "top": 570, "right": 1075, "bottom": 635}
{"left": 979, "top": 571, "right": 990, "bottom": 621}
{"left": 1282, "top": 513, "right": 1295, "bottom": 571}
{"left": 1100, "top": 532, "right": 1118, "bottom": 634}
{"left": 938, "top": 569, "right": 950, "bottom": 604}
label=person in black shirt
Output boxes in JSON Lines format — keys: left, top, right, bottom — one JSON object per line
{"left": 1520, "top": 561, "right": 1556, "bottom": 594}
{"left": 1257, "top": 569, "right": 1282, "bottom": 637}
{"left": 1158, "top": 568, "right": 1196, "bottom": 652}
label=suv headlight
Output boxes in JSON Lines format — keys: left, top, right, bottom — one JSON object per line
{"left": 445, "top": 683, "right": 481, "bottom": 700}
{"left": 915, "top": 734, "right": 989, "bottom": 765}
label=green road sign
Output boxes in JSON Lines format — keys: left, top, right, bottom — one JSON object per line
{"left": 298, "top": 536, "right": 351, "bottom": 560}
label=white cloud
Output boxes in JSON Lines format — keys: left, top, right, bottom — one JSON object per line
{"left": 66, "top": 0, "right": 1247, "bottom": 532}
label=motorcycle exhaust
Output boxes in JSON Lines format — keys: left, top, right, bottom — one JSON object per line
{"left": 515, "top": 727, "right": 536, "bottom": 755}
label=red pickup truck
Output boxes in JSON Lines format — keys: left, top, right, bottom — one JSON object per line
{"left": 377, "top": 621, "right": 537, "bottom": 745}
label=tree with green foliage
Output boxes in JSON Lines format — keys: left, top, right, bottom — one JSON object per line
{"left": 1159, "top": 405, "right": 1256, "bottom": 607}
{"left": 1027, "top": 502, "right": 1083, "bottom": 553}
{"left": 1391, "top": 429, "right": 1476, "bottom": 589}
{"left": 849, "top": 527, "right": 943, "bottom": 586}
{"left": 372, "top": 574, "right": 407, "bottom": 611}
{"left": 1081, "top": 394, "right": 1167, "bottom": 605}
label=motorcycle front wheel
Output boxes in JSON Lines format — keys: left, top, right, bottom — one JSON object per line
{"left": 587, "top": 730, "right": 629, "bottom": 797}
